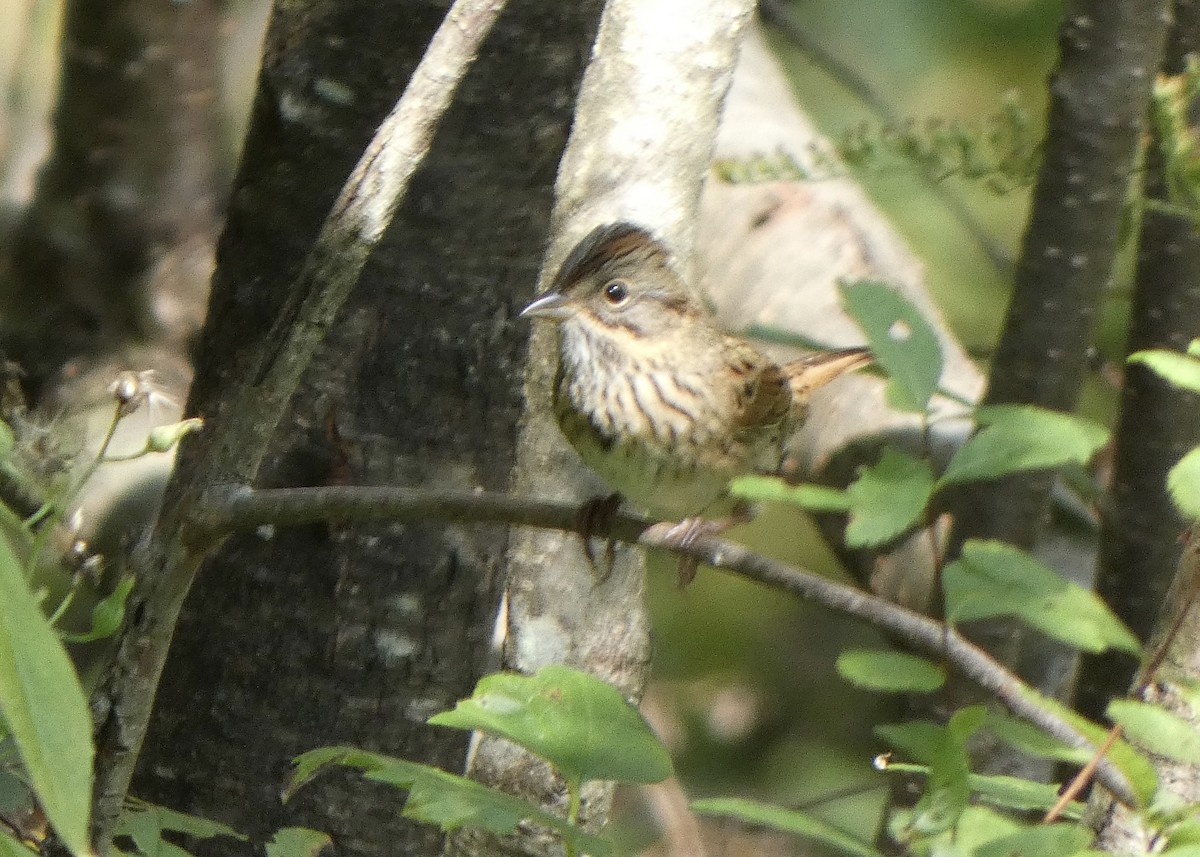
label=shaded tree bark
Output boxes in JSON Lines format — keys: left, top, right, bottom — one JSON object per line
{"left": 122, "top": 1, "right": 602, "bottom": 854}
{"left": 949, "top": 1, "right": 1171, "bottom": 552}
{"left": 2, "top": 0, "right": 220, "bottom": 392}
{"left": 1077, "top": 0, "right": 1200, "bottom": 721}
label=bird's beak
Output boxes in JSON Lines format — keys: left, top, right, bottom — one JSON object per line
{"left": 520, "top": 290, "right": 573, "bottom": 320}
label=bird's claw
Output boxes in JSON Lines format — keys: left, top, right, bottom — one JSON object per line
{"left": 575, "top": 492, "right": 622, "bottom": 582}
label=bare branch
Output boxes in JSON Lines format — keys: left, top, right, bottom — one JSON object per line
{"left": 192, "top": 481, "right": 1137, "bottom": 807}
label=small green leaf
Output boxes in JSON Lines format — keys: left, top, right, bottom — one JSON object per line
{"left": 836, "top": 650, "right": 945, "bottom": 693}
{"left": 880, "top": 763, "right": 1084, "bottom": 818}
{"left": 265, "top": 828, "right": 332, "bottom": 857}
{"left": 943, "top": 540, "right": 1142, "bottom": 655}
{"left": 1034, "top": 694, "right": 1158, "bottom": 806}
{"left": 0, "top": 833, "right": 37, "bottom": 857}
{"left": 973, "top": 823, "right": 1092, "bottom": 857}
{"left": 938, "top": 405, "right": 1109, "bottom": 487}
{"left": 984, "top": 713, "right": 1092, "bottom": 765}
{"left": 61, "top": 576, "right": 134, "bottom": 644}
{"left": 0, "top": 529, "right": 93, "bottom": 856}
{"left": 845, "top": 449, "right": 935, "bottom": 548}
{"left": 841, "top": 280, "right": 943, "bottom": 412}
{"left": 875, "top": 720, "right": 972, "bottom": 835}
{"left": 692, "top": 797, "right": 883, "bottom": 857}
{"left": 286, "top": 747, "right": 612, "bottom": 856}
{"left": 115, "top": 799, "right": 246, "bottom": 857}
{"left": 428, "top": 666, "right": 671, "bottom": 786}
{"left": 728, "top": 476, "right": 850, "bottom": 511}
{"left": 1130, "top": 349, "right": 1200, "bottom": 393}
{"left": 1168, "top": 448, "right": 1200, "bottom": 520}
{"left": 1108, "top": 700, "right": 1200, "bottom": 763}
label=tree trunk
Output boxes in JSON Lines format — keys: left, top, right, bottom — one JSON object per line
{"left": 130, "top": 1, "right": 602, "bottom": 853}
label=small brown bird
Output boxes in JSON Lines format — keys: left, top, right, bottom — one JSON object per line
{"left": 522, "top": 222, "right": 871, "bottom": 529}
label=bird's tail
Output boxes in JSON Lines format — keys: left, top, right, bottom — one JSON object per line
{"left": 782, "top": 347, "right": 873, "bottom": 404}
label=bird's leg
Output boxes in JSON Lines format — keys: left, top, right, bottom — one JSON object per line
{"left": 662, "top": 501, "right": 754, "bottom": 587}
{"left": 575, "top": 492, "right": 623, "bottom": 581}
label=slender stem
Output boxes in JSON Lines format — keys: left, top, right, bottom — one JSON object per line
{"left": 190, "top": 483, "right": 1138, "bottom": 806}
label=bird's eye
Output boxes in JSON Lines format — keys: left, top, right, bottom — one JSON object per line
{"left": 603, "top": 280, "right": 629, "bottom": 305}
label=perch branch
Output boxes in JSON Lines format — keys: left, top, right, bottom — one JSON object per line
{"left": 191, "top": 482, "right": 1137, "bottom": 806}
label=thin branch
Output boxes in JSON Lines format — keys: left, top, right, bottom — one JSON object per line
{"left": 193, "top": 483, "right": 1137, "bottom": 806}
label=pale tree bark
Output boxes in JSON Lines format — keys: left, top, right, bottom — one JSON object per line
{"left": 448, "top": 0, "right": 756, "bottom": 854}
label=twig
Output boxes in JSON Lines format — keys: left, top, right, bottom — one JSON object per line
{"left": 191, "top": 482, "right": 1137, "bottom": 806}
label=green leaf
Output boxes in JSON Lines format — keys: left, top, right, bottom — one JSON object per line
{"left": 0, "top": 423, "right": 13, "bottom": 462}
{"left": 0, "top": 832, "right": 37, "bottom": 857}
{"left": 114, "top": 799, "right": 245, "bottom": 857}
{"left": 0, "top": 529, "right": 93, "bottom": 856}
{"left": 1168, "top": 448, "right": 1200, "bottom": 520}
{"left": 728, "top": 476, "right": 850, "bottom": 511}
{"left": 844, "top": 449, "right": 935, "bottom": 548}
{"left": 692, "top": 797, "right": 883, "bottom": 857}
{"left": 938, "top": 405, "right": 1109, "bottom": 487}
{"left": 265, "top": 828, "right": 332, "bottom": 857}
{"left": 428, "top": 666, "right": 671, "bottom": 786}
{"left": 61, "top": 576, "right": 135, "bottom": 644}
{"left": 840, "top": 280, "right": 943, "bottom": 412}
{"left": 942, "top": 540, "right": 1142, "bottom": 655}
{"left": 875, "top": 720, "right": 973, "bottom": 835}
{"left": 285, "top": 747, "right": 612, "bottom": 856}
{"left": 1129, "top": 348, "right": 1200, "bottom": 393}
{"left": 836, "top": 650, "right": 945, "bottom": 693}
{"left": 1034, "top": 694, "right": 1158, "bottom": 806}
{"left": 1108, "top": 700, "right": 1200, "bottom": 763}
{"left": 880, "top": 763, "right": 1084, "bottom": 818}
{"left": 973, "top": 823, "right": 1092, "bottom": 857}
{"left": 983, "top": 713, "right": 1092, "bottom": 765}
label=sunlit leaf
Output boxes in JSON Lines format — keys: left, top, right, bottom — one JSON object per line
{"left": 1168, "top": 448, "right": 1200, "bottom": 520}
{"left": 836, "top": 650, "right": 945, "bottom": 694}
{"left": 938, "top": 405, "right": 1108, "bottom": 487}
{"left": 943, "top": 540, "right": 1142, "bottom": 655}
{"left": 428, "top": 666, "right": 670, "bottom": 786}
{"left": 845, "top": 449, "right": 935, "bottom": 548}
{"left": 0, "top": 530, "right": 93, "bottom": 856}
{"left": 841, "top": 280, "right": 943, "bottom": 412}
{"left": 285, "top": 747, "right": 611, "bottom": 856}
{"left": 692, "top": 797, "right": 882, "bottom": 857}
{"left": 1129, "top": 348, "right": 1200, "bottom": 393}
{"left": 265, "top": 828, "right": 332, "bottom": 857}
{"left": 0, "top": 423, "right": 13, "bottom": 462}
{"left": 1108, "top": 700, "right": 1200, "bottom": 764}
{"left": 728, "top": 476, "right": 850, "bottom": 511}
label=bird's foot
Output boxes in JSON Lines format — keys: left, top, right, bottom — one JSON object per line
{"left": 659, "top": 503, "right": 754, "bottom": 587}
{"left": 575, "top": 492, "right": 623, "bottom": 581}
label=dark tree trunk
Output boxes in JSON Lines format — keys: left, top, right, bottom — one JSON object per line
{"left": 131, "top": 1, "right": 602, "bottom": 854}
{"left": 2, "top": 0, "right": 220, "bottom": 392}
{"left": 1076, "top": 0, "right": 1200, "bottom": 720}
{"left": 949, "top": 0, "right": 1171, "bottom": 552}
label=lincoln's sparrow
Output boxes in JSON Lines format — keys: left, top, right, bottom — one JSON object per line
{"left": 523, "top": 222, "right": 871, "bottom": 528}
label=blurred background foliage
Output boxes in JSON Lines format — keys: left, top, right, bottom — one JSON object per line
{"left": 0, "top": 0, "right": 1108, "bottom": 852}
